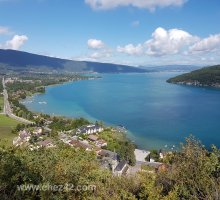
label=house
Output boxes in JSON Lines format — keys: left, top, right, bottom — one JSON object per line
{"left": 44, "top": 120, "right": 53, "bottom": 125}
{"left": 93, "top": 147, "right": 102, "bottom": 154}
{"left": 95, "top": 139, "right": 107, "bottom": 147}
{"left": 33, "top": 127, "right": 43, "bottom": 136}
{"left": 13, "top": 130, "right": 31, "bottom": 147}
{"left": 98, "top": 149, "right": 119, "bottom": 172}
{"left": 69, "top": 139, "right": 79, "bottom": 146}
{"left": 69, "top": 139, "right": 92, "bottom": 151}
{"left": 114, "top": 160, "right": 128, "bottom": 176}
{"left": 19, "top": 130, "right": 31, "bottom": 142}
{"left": 43, "top": 127, "right": 52, "bottom": 135}
{"left": 37, "top": 139, "right": 54, "bottom": 148}
{"left": 100, "top": 158, "right": 112, "bottom": 170}
{"left": 98, "top": 149, "right": 118, "bottom": 159}
{"left": 88, "top": 135, "right": 99, "bottom": 141}
{"left": 76, "top": 124, "right": 104, "bottom": 135}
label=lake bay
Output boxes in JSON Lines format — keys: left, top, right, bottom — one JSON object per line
{"left": 23, "top": 72, "right": 220, "bottom": 150}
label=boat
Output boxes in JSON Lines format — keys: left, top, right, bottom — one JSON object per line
{"left": 38, "top": 101, "right": 47, "bottom": 105}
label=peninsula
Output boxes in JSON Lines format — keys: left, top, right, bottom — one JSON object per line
{"left": 167, "top": 65, "right": 220, "bottom": 88}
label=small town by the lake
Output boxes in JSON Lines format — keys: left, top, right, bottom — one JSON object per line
{"left": 0, "top": 0, "right": 220, "bottom": 199}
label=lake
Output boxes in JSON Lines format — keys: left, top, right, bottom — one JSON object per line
{"left": 22, "top": 72, "right": 220, "bottom": 150}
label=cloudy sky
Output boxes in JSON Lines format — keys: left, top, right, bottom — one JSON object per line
{"left": 0, "top": 0, "right": 220, "bottom": 66}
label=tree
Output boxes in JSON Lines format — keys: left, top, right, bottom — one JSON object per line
{"left": 157, "top": 136, "right": 220, "bottom": 199}
{"left": 150, "top": 150, "right": 160, "bottom": 162}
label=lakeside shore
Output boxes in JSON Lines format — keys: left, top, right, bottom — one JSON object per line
{"left": 20, "top": 73, "right": 180, "bottom": 151}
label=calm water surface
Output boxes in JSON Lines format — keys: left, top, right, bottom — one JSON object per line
{"left": 23, "top": 73, "right": 220, "bottom": 150}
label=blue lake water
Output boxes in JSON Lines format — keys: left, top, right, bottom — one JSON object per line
{"left": 23, "top": 73, "right": 220, "bottom": 150}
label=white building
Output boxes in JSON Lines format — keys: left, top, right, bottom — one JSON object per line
{"left": 77, "top": 124, "right": 103, "bottom": 135}
{"left": 114, "top": 160, "right": 128, "bottom": 176}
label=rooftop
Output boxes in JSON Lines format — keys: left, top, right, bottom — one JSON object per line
{"left": 88, "top": 135, "right": 99, "bottom": 141}
{"left": 115, "top": 160, "right": 127, "bottom": 171}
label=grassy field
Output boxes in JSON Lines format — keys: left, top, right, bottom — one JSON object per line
{"left": 0, "top": 95, "right": 3, "bottom": 113}
{"left": 0, "top": 115, "right": 20, "bottom": 146}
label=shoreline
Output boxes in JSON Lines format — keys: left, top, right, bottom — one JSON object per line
{"left": 19, "top": 72, "right": 220, "bottom": 151}
{"left": 21, "top": 77, "right": 179, "bottom": 151}
{"left": 19, "top": 76, "right": 147, "bottom": 149}
{"left": 168, "top": 81, "right": 220, "bottom": 89}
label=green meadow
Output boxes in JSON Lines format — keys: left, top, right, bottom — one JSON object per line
{"left": 0, "top": 115, "right": 20, "bottom": 146}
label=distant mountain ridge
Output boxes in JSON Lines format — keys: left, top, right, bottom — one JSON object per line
{"left": 140, "top": 65, "right": 202, "bottom": 72}
{"left": 0, "top": 49, "right": 146, "bottom": 74}
{"left": 167, "top": 65, "right": 220, "bottom": 88}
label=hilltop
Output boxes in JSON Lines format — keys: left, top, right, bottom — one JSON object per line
{"left": 0, "top": 49, "right": 146, "bottom": 74}
{"left": 167, "top": 65, "right": 220, "bottom": 88}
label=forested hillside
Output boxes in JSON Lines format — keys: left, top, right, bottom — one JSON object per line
{"left": 167, "top": 65, "right": 220, "bottom": 87}
{"left": 0, "top": 49, "right": 146, "bottom": 74}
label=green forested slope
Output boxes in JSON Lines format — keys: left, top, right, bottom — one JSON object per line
{"left": 167, "top": 65, "right": 220, "bottom": 87}
{"left": 0, "top": 49, "right": 146, "bottom": 74}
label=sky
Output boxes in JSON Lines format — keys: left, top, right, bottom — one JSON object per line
{"left": 0, "top": 0, "right": 220, "bottom": 66}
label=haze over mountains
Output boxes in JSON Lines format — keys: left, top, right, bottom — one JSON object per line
{"left": 0, "top": 49, "right": 201, "bottom": 74}
{"left": 140, "top": 65, "right": 202, "bottom": 72}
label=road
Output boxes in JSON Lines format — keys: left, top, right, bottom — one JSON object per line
{"left": 2, "top": 77, "right": 34, "bottom": 125}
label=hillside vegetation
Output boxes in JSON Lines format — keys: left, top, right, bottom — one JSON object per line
{"left": 167, "top": 65, "right": 220, "bottom": 87}
{"left": 0, "top": 49, "right": 146, "bottom": 74}
{"left": 0, "top": 137, "right": 219, "bottom": 199}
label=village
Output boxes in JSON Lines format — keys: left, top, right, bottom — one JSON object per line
{"left": 12, "top": 114, "right": 168, "bottom": 177}
{"left": 1, "top": 75, "right": 169, "bottom": 178}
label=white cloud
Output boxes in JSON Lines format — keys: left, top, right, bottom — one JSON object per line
{"left": 0, "top": 26, "right": 10, "bottom": 35}
{"left": 145, "top": 27, "right": 197, "bottom": 56}
{"left": 2, "top": 35, "right": 28, "bottom": 50}
{"left": 117, "top": 44, "right": 143, "bottom": 55}
{"left": 87, "top": 39, "right": 105, "bottom": 49}
{"left": 85, "top": 0, "right": 187, "bottom": 11}
{"left": 189, "top": 34, "right": 220, "bottom": 53}
{"left": 74, "top": 49, "right": 112, "bottom": 62}
{"left": 86, "top": 38, "right": 112, "bottom": 61}
{"left": 90, "top": 51, "right": 111, "bottom": 59}
{"left": 117, "top": 27, "right": 198, "bottom": 57}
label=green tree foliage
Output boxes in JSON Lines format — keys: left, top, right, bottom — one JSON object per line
{"left": 100, "top": 130, "right": 136, "bottom": 166}
{"left": 150, "top": 150, "right": 160, "bottom": 162}
{"left": 157, "top": 136, "right": 220, "bottom": 199}
{"left": 167, "top": 65, "right": 220, "bottom": 86}
{"left": 0, "top": 137, "right": 219, "bottom": 199}
{"left": 0, "top": 144, "right": 139, "bottom": 200}
{"left": 13, "top": 123, "right": 26, "bottom": 132}
{"left": 49, "top": 117, "right": 89, "bottom": 132}
{"left": 10, "top": 99, "right": 33, "bottom": 121}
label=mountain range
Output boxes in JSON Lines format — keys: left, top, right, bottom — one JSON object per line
{"left": 0, "top": 49, "right": 201, "bottom": 74}
{"left": 0, "top": 49, "right": 146, "bottom": 74}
